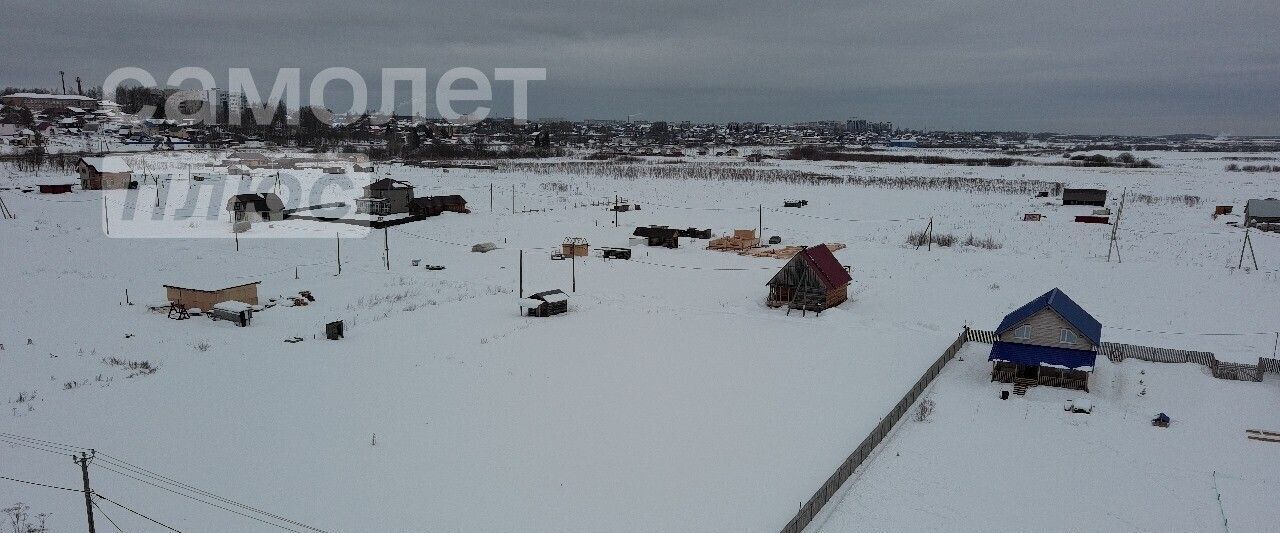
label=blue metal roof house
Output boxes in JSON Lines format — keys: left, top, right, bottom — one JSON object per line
{"left": 989, "top": 288, "right": 1100, "bottom": 393}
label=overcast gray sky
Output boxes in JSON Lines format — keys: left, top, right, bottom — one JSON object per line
{"left": 3, "top": 0, "right": 1277, "bottom": 134}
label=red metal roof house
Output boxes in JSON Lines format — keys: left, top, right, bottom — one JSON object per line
{"left": 766, "top": 244, "right": 851, "bottom": 313}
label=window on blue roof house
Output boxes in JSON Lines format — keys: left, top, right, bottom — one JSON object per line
{"left": 1060, "top": 329, "right": 1077, "bottom": 344}
{"left": 1014, "top": 325, "right": 1031, "bottom": 340}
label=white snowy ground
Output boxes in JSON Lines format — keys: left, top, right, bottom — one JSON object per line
{"left": 807, "top": 344, "right": 1280, "bottom": 533}
{"left": 1, "top": 149, "right": 1279, "bottom": 532}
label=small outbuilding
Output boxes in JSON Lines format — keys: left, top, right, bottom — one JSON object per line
{"left": 1244, "top": 198, "right": 1280, "bottom": 227}
{"left": 38, "top": 183, "right": 74, "bottom": 194}
{"left": 408, "top": 195, "right": 468, "bottom": 217}
{"left": 164, "top": 281, "right": 261, "bottom": 312}
{"left": 76, "top": 156, "right": 133, "bottom": 190}
{"left": 522, "top": 289, "right": 569, "bottom": 317}
{"left": 210, "top": 301, "right": 254, "bottom": 327}
{"left": 1062, "top": 188, "right": 1108, "bottom": 206}
{"left": 226, "top": 193, "right": 285, "bottom": 222}
{"left": 988, "top": 288, "right": 1100, "bottom": 393}
{"left": 561, "top": 237, "right": 589, "bottom": 257}
{"left": 633, "top": 225, "right": 681, "bottom": 248}
{"left": 765, "top": 244, "right": 851, "bottom": 313}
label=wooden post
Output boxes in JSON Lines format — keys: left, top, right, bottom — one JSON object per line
{"left": 336, "top": 232, "right": 342, "bottom": 275}
{"left": 758, "top": 204, "right": 763, "bottom": 244}
{"left": 512, "top": 184, "right": 516, "bottom": 213}
{"left": 384, "top": 228, "right": 390, "bottom": 270}
{"left": 234, "top": 228, "right": 239, "bottom": 251}
{"left": 490, "top": 183, "right": 494, "bottom": 212}
{"left": 103, "top": 198, "right": 109, "bottom": 235}
{"left": 571, "top": 249, "right": 577, "bottom": 292}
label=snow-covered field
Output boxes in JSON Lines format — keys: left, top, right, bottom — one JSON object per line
{"left": 807, "top": 344, "right": 1280, "bottom": 533}
{"left": 2, "top": 149, "right": 1279, "bottom": 532}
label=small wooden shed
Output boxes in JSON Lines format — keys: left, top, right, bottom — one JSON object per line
{"left": 38, "top": 183, "right": 74, "bottom": 194}
{"left": 522, "top": 290, "right": 569, "bottom": 317}
{"left": 561, "top": 237, "right": 589, "bottom": 257}
{"left": 1062, "top": 188, "right": 1108, "bottom": 206}
{"left": 210, "top": 301, "right": 254, "bottom": 327}
{"left": 633, "top": 226, "right": 681, "bottom": 248}
{"left": 164, "top": 281, "right": 260, "bottom": 312}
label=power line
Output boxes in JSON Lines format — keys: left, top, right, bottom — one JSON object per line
{"left": 92, "top": 498, "right": 128, "bottom": 533}
{"left": 92, "top": 463, "right": 314, "bottom": 533}
{"left": 1, "top": 433, "right": 331, "bottom": 533}
{"left": 0, "top": 474, "right": 80, "bottom": 492}
{"left": 94, "top": 494, "right": 184, "bottom": 533}
{"left": 94, "top": 453, "right": 332, "bottom": 533}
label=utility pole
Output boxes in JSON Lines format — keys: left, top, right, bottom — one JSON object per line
{"left": 1107, "top": 188, "right": 1127, "bottom": 263}
{"left": 74, "top": 451, "right": 97, "bottom": 533}
{"left": 614, "top": 195, "right": 619, "bottom": 227}
{"left": 512, "top": 184, "right": 516, "bottom": 213}
{"left": 490, "top": 183, "right": 494, "bottom": 212}
{"left": 384, "top": 228, "right": 390, "bottom": 270}
{"left": 758, "top": 204, "right": 763, "bottom": 244}
{"left": 571, "top": 250, "right": 577, "bottom": 292}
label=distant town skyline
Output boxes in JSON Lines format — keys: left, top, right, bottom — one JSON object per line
{"left": 3, "top": 1, "right": 1277, "bottom": 135}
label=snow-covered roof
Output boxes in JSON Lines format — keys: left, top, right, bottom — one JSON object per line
{"left": 1245, "top": 199, "right": 1280, "bottom": 219}
{"left": 3, "top": 92, "right": 96, "bottom": 101}
{"left": 529, "top": 290, "right": 569, "bottom": 303}
{"left": 79, "top": 156, "right": 132, "bottom": 174}
{"left": 213, "top": 300, "right": 254, "bottom": 313}
{"left": 996, "top": 288, "right": 1101, "bottom": 345}
{"left": 164, "top": 280, "right": 260, "bottom": 292}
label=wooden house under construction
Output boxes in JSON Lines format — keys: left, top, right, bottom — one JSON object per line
{"left": 765, "top": 244, "right": 851, "bottom": 312}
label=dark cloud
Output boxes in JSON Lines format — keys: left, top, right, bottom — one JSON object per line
{"left": 3, "top": 0, "right": 1277, "bottom": 133}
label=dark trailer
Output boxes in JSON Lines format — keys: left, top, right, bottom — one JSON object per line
{"left": 1062, "top": 188, "right": 1108, "bottom": 206}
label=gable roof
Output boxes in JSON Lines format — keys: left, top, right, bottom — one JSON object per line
{"left": 529, "top": 289, "right": 568, "bottom": 303}
{"left": 996, "top": 288, "right": 1101, "bottom": 345}
{"left": 633, "top": 225, "right": 680, "bottom": 238}
{"left": 766, "top": 244, "right": 851, "bottom": 290}
{"left": 78, "top": 156, "right": 131, "bottom": 174}
{"left": 799, "top": 244, "right": 852, "bottom": 288}
{"left": 226, "top": 193, "right": 284, "bottom": 212}
{"left": 367, "top": 178, "right": 413, "bottom": 190}
{"left": 1245, "top": 198, "right": 1280, "bottom": 219}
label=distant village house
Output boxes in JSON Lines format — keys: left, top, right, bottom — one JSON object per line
{"left": 226, "top": 193, "right": 285, "bottom": 222}
{"left": 76, "top": 156, "right": 133, "bottom": 190}
{"left": 357, "top": 178, "right": 414, "bottom": 216}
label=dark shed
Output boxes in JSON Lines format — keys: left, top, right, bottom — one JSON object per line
{"left": 1062, "top": 188, "right": 1108, "bottom": 206}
